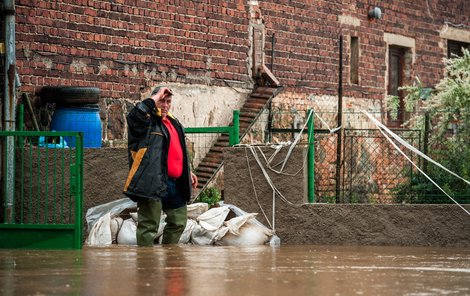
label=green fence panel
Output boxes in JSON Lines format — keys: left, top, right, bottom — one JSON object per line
{"left": 0, "top": 131, "right": 84, "bottom": 249}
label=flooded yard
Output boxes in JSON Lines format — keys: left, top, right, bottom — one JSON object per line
{"left": 1, "top": 245, "right": 469, "bottom": 295}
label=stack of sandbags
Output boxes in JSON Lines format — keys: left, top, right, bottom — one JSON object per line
{"left": 85, "top": 198, "right": 277, "bottom": 246}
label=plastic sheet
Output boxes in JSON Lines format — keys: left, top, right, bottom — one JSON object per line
{"left": 86, "top": 198, "right": 137, "bottom": 232}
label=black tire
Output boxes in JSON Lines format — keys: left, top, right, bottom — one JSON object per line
{"left": 39, "top": 86, "right": 100, "bottom": 105}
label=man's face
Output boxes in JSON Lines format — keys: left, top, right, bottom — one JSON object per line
{"left": 155, "top": 94, "right": 172, "bottom": 118}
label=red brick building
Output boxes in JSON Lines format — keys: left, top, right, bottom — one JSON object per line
{"left": 6, "top": 0, "right": 470, "bottom": 140}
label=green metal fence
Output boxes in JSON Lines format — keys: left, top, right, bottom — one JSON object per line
{"left": 185, "top": 110, "right": 240, "bottom": 146}
{"left": 0, "top": 131, "right": 84, "bottom": 249}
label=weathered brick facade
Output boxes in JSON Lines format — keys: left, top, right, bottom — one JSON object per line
{"left": 16, "top": 0, "right": 251, "bottom": 97}
{"left": 12, "top": 0, "right": 470, "bottom": 140}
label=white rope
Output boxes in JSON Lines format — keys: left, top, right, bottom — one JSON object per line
{"left": 238, "top": 110, "right": 314, "bottom": 218}
{"left": 363, "top": 111, "right": 470, "bottom": 186}
{"left": 246, "top": 145, "right": 307, "bottom": 208}
{"left": 272, "top": 190, "right": 276, "bottom": 231}
{"left": 246, "top": 111, "right": 312, "bottom": 177}
{"left": 244, "top": 147, "right": 273, "bottom": 229}
{"left": 313, "top": 110, "right": 342, "bottom": 133}
{"left": 279, "top": 110, "right": 314, "bottom": 172}
{"left": 362, "top": 110, "right": 470, "bottom": 216}
{"left": 259, "top": 145, "right": 308, "bottom": 177}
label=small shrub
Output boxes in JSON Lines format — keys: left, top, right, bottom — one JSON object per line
{"left": 195, "top": 187, "right": 221, "bottom": 207}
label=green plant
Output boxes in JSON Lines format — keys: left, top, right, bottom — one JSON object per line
{"left": 390, "top": 49, "right": 470, "bottom": 204}
{"left": 196, "top": 187, "right": 221, "bottom": 207}
{"left": 317, "top": 195, "right": 336, "bottom": 204}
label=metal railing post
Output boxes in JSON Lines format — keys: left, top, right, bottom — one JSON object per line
{"left": 307, "top": 109, "right": 315, "bottom": 203}
{"left": 230, "top": 110, "right": 240, "bottom": 146}
{"left": 74, "top": 132, "right": 84, "bottom": 249}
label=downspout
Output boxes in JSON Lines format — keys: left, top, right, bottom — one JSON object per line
{"left": 3, "top": 0, "right": 16, "bottom": 223}
{"left": 335, "top": 35, "right": 343, "bottom": 204}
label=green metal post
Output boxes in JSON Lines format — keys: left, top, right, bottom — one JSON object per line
{"left": 74, "top": 132, "right": 84, "bottom": 249}
{"left": 307, "top": 109, "right": 315, "bottom": 203}
{"left": 230, "top": 110, "right": 240, "bottom": 146}
{"left": 17, "top": 104, "right": 24, "bottom": 222}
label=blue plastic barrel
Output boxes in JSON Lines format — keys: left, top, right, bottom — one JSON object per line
{"left": 51, "top": 106, "right": 102, "bottom": 148}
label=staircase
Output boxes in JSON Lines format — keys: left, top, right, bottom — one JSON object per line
{"left": 194, "top": 85, "right": 284, "bottom": 191}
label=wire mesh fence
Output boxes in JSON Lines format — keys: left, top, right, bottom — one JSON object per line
{"left": 188, "top": 108, "right": 469, "bottom": 204}
{"left": 342, "top": 128, "right": 421, "bottom": 203}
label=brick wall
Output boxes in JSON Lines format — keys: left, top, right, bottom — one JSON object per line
{"left": 13, "top": 0, "right": 470, "bottom": 140}
{"left": 261, "top": 0, "right": 469, "bottom": 111}
{"left": 16, "top": 0, "right": 251, "bottom": 99}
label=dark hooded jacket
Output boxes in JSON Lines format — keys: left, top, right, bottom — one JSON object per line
{"left": 123, "top": 98, "right": 192, "bottom": 202}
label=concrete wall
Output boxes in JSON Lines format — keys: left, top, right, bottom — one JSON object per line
{"left": 224, "top": 147, "right": 470, "bottom": 247}
{"left": 29, "top": 147, "right": 467, "bottom": 247}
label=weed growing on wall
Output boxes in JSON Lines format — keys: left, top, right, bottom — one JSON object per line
{"left": 196, "top": 187, "right": 221, "bottom": 207}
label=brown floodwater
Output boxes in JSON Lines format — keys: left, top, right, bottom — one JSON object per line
{"left": 0, "top": 245, "right": 469, "bottom": 296}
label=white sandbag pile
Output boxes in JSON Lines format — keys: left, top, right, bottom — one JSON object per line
{"left": 85, "top": 198, "right": 278, "bottom": 246}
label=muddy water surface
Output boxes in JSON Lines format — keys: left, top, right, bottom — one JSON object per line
{"left": 1, "top": 245, "right": 469, "bottom": 296}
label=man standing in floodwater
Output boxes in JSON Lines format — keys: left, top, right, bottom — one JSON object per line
{"left": 123, "top": 86, "right": 198, "bottom": 246}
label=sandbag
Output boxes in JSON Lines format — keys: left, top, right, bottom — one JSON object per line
{"left": 224, "top": 213, "right": 258, "bottom": 235}
{"left": 190, "top": 224, "right": 230, "bottom": 245}
{"left": 129, "top": 212, "right": 138, "bottom": 222}
{"left": 85, "top": 198, "right": 137, "bottom": 232}
{"left": 216, "top": 223, "right": 272, "bottom": 246}
{"left": 110, "top": 216, "right": 123, "bottom": 244}
{"left": 156, "top": 214, "right": 167, "bottom": 240}
{"left": 117, "top": 218, "right": 137, "bottom": 245}
{"left": 197, "top": 206, "right": 230, "bottom": 231}
{"left": 86, "top": 212, "right": 112, "bottom": 246}
{"left": 179, "top": 219, "right": 197, "bottom": 244}
{"left": 187, "top": 203, "right": 209, "bottom": 219}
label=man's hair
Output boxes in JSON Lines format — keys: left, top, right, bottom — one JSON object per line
{"left": 151, "top": 85, "right": 173, "bottom": 96}
{"left": 151, "top": 86, "right": 163, "bottom": 96}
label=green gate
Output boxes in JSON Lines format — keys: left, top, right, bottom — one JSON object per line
{"left": 0, "top": 131, "right": 83, "bottom": 249}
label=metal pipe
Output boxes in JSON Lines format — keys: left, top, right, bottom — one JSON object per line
{"left": 307, "top": 109, "right": 315, "bottom": 203}
{"left": 270, "top": 33, "right": 275, "bottom": 72}
{"left": 3, "top": 0, "right": 17, "bottom": 223}
{"left": 423, "top": 112, "right": 430, "bottom": 175}
{"left": 266, "top": 33, "right": 275, "bottom": 144}
{"left": 335, "top": 35, "right": 343, "bottom": 203}
{"left": 266, "top": 101, "right": 272, "bottom": 143}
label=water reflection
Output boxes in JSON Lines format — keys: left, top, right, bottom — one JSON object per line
{"left": 0, "top": 245, "right": 469, "bottom": 295}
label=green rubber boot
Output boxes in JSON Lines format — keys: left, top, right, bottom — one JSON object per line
{"left": 162, "top": 205, "right": 187, "bottom": 244}
{"left": 136, "top": 199, "right": 162, "bottom": 247}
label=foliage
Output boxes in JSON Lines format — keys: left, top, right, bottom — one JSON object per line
{"left": 386, "top": 77, "right": 426, "bottom": 129}
{"left": 427, "top": 49, "right": 470, "bottom": 139}
{"left": 195, "top": 187, "right": 221, "bottom": 207}
{"left": 317, "top": 195, "right": 336, "bottom": 204}
{"left": 391, "top": 49, "right": 470, "bottom": 204}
